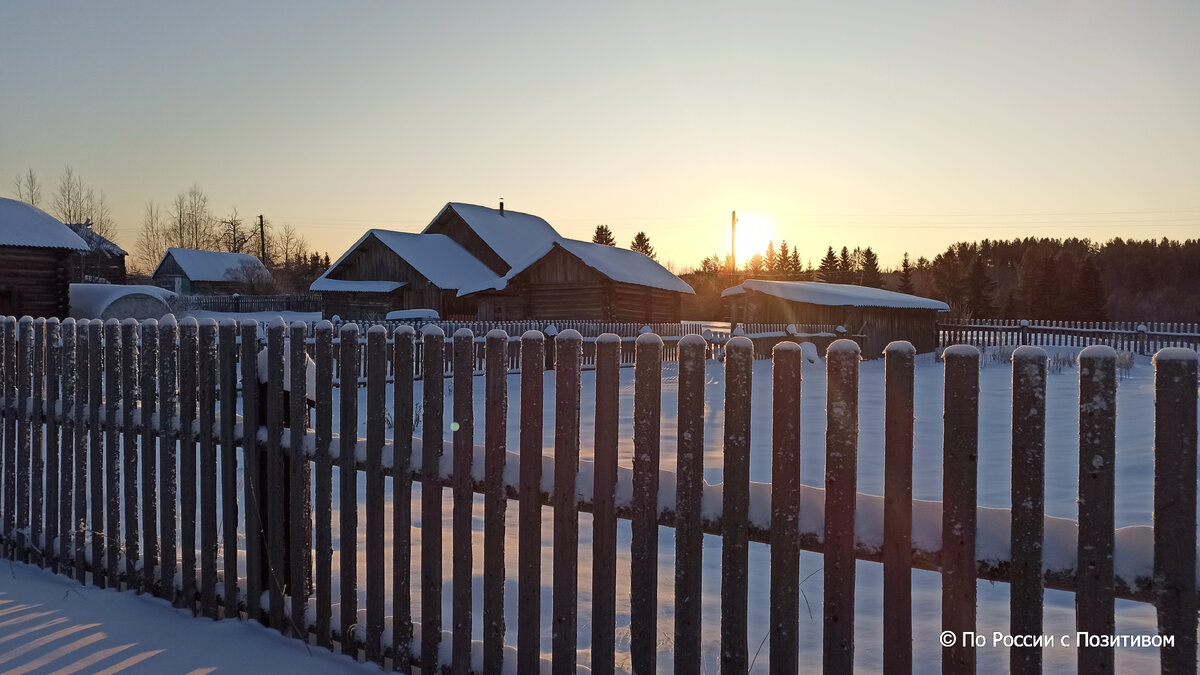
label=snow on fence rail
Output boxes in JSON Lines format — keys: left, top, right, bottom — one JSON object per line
{"left": 170, "top": 293, "right": 323, "bottom": 314}
{"left": 0, "top": 316, "right": 1197, "bottom": 672}
{"left": 939, "top": 319, "right": 1200, "bottom": 353}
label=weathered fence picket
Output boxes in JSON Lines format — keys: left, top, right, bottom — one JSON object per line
{"left": 630, "top": 332, "right": 662, "bottom": 674}
{"left": 883, "top": 341, "right": 915, "bottom": 674}
{"left": 1, "top": 314, "right": 1198, "bottom": 674}
{"left": 1078, "top": 346, "right": 1116, "bottom": 672}
{"left": 482, "top": 329, "right": 508, "bottom": 675}
{"left": 1010, "top": 346, "right": 1047, "bottom": 674}
{"left": 770, "top": 341, "right": 802, "bottom": 673}
{"left": 517, "top": 330, "right": 543, "bottom": 675}
{"left": 452, "top": 328, "right": 474, "bottom": 674}
{"left": 552, "top": 330, "right": 582, "bottom": 674}
{"left": 721, "top": 336, "right": 752, "bottom": 672}
{"left": 591, "top": 334, "right": 620, "bottom": 675}
{"left": 825, "top": 339, "right": 860, "bottom": 671}
{"left": 942, "top": 345, "right": 979, "bottom": 674}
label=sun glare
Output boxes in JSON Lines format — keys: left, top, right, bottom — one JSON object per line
{"left": 733, "top": 213, "right": 776, "bottom": 263}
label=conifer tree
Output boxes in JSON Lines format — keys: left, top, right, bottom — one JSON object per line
{"left": 764, "top": 241, "right": 777, "bottom": 273}
{"left": 630, "top": 231, "right": 656, "bottom": 259}
{"left": 819, "top": 246, "right": 839, "bottom": 282}
{"left": 778, "top": 241, "right": 790, "bottom": 274}
{"left": 859, "top": 247, "right": 883, "bottom": 288}
{"left": 592, "top": 224, "right": 617, "bottom": 246}
{"left": 898, "top": 252, "right": 915, "bottom": 294}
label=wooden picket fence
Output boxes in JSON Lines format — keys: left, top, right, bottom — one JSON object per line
{"left": 0, "top": 314, "right": 1197, "bottom": 673}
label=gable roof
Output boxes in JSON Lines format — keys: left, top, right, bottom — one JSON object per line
{"left": 66, "top": 222, "right": 127, "bottom": 256}
{"left": 722, "top": 279, "right": 949, "bottom": 311}
{"left": 311, "top": 229, "right": 498, "bottom": 292}
{"left": 425, "top": 202, "right": 562, "bottom": 270}
{"left": 0, "top": 198, "right": 89, "bottom": 251}
{"left": 154, "top": 248, "right": 270, "bottom": 282}
{"left": 458, "top": 238, "right": 695, "bottom": 296}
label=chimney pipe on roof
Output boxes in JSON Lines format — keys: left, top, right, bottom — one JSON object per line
{"left": 499, "top": 198, "right": 505, "bottom": 216}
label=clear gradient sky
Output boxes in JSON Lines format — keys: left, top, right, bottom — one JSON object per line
{"left": 3, "top": 2, "right": 1198, "bottom": 271}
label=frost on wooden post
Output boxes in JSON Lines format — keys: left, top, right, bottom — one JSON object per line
{"left": 256, "top": 334, "right": 317, "bottom": 404}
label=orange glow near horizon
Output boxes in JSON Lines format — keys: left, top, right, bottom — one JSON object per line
{"left": 733, "top": 212, "right": 777, "bottom": 264}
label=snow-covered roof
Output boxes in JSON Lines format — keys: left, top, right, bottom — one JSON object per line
{"left": 426, "top": 202, "right": 562, "bottom": 270}
{"left": 309, "top": 277, "right": 406, "bottom": 293}
{"left": 311, "top": 229, "right": 497, "bottom": 292}
{"left": 69, "top": 283, "right": 175, "bottom": 319}
{"left": 722, "top": 279, "right": 950, "bottom": 311}
{"left": 0, "top": 198, "right": 89, "bottom": 251}
{"left": 154, "top": 248, "right": 271, "bottom": 282}
{"left": 458, "top": 238, "right": 695, "bottom": 296}
{"left": 65, "top": 222, "right": 127, "bottom": 256}
{"left": 386, "top": 308, "right": 440, "bottom": 320}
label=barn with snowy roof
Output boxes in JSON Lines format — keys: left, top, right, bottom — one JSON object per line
{"left": 722, "top": 279, "right": 950, "bottom": 354}
{"left": 152, "top": 247, "right": 273, "bottom": 295}
{"left": 0, "top": 198, "right": 89, "bottom": 318}
{"left": 312, "top": 202, "right": 694, "bottom": 321}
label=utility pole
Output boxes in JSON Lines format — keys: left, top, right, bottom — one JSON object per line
{"left": 258, "top": 214, "right": 266, "bottom": 262}
{"left": 731, "top": 210, "right": 737, "bottom": 276}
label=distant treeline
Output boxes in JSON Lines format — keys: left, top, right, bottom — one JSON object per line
{"left": 681, "top": 237, "right": 1200, "bottom": 322}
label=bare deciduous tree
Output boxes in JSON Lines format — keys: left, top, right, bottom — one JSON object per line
{"left": 218, "top": 207, "right": 251, "bottom": 253}
{"left": 167, "top": 184, "right": 218, "bottom": 251}
{"left": 12, "top": 169, "right": 42, "bottom": 206}
{"left": 132, "top": 201, "right": 169, "bottom": 274}
{"left": 49, "top": 166, "right": 118, "bottom": 240}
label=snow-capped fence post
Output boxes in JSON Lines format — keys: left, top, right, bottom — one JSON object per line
{"left": 87, "top": 319, "right": 104, "bottom": 587}
{"left": 483, "top": 329, "right": 509, "bottom": 674}
{"left": 30, "top": 318, "right": 44, "bottom": 568}
{"left": 552, "top": 329, "right": 582, "bottom": 673}
{"left": 104, "top": 319, "right": 121, "bottom": 585}
{"left": 517, "top": 330, "right": 544, "bottom": 675}
{"left": 721, "top": 335, "right": 753, "bottom": 672}
{"left": 313, "top": 321, "right": 335, "bottom": 649}
{"left": 825, "top": 339, "right": 860, "bottom": 671}
{"left": 591, "top": 333, "right": 621, "bottom": 675}
{"left": 1010, "top": 346, "right": 1047, "bottom": 673}
{"left": 288, "top": 321, "right": 313, "bottom": 636}
{"left": 770, "top": 341, "right": 803, "bottom": 673}
{"left": 121, "top": 319, "right": 139, "bottom": 585}
{"left": 239, "top": 320, "right": 262, "bottom": 621}
{"left": 631, "top": 332, "right": 663, "bottom": 675}
{"left": 1077, "top": 345, "right": 1116, "bottom": 673}
{"left": 420, "top": 324, "right": 444, "bottom": 672}
{"left": 198, "top": 320, "right": 218, "bottom": 618}
{"left": 883, "top": 341, "right": 915, "bottom": 673}
{"left": 218, "top": 319, "right": 238, "bottom": 614}
{"left": 451, "top": 328, "right": 475, "bottom": 674}
{"left": 0, "top": 317, "right": 9, "bottom": 559}
{"left": 1153, "top": 349, "right": 1199, "bottom": 672}
{"left": 674, "top": 334, "right": 707, "bottom": 674}
{"left": 74, "top": 319, "right": 91, "bottom": 584}
{"left": 16, "top": 317, "right": 32, "bottom": 563}
{"left": 179, "top": 318, "right": 199, "bottom": 607}
{"left": 339, "top": 322, "right": 361, "bottom": 653}
{"left": 44, "top": 318, "right": 60, "bottom": 570}
{"left": 365, "top": 325, "right": 387, "bottom": 664}
{"left": 941, "top": 344, "right": 979, "bottom": 674}
{"left": 159, "top": 316, "right": 179, "bottom": 602}
{"left": 264, "top": 319, "right": 287, "bottom": 629}
{"left": 391, "top": 325, "right": 415, "bottom": 666}
{"left": 60, "top": 318, "right": 77, "bottom": 579}
{"left": 138, "top": 319, "right": 158, "bottom": 594}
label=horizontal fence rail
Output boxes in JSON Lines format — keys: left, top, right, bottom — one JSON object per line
{"left": 0, "top": 314, "right": 1196, "bottom": 673}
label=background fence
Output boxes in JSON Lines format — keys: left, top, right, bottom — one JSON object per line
{"left": 938, "top": 319, "right": 1200, "bottom": 353}
{"left": 0, "top": 315, "right": 1197, "bottom": 672}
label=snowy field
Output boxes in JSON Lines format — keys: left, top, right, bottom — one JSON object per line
{"left": 326, "top": 342, "right": 1184, "bottom": 673}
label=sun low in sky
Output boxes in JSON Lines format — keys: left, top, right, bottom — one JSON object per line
{"left": 2, "top": 2, "right": 1198, "bottom": 269}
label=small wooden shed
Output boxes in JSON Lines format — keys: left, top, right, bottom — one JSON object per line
{"left": 0, "top": 198, "right": 89, "bottom": 318}
{"left": 66, "top": 221, "right": 127, "bottom": 284}
{"left": 460, "top": 239, "right": 695, "bottom": 321}
{"left": 153, "top": 248, "right": 272, "bottom": 295}
{"left": 723, "top": 279, "right": 949, "bottom": 354}
{"left": 310, "top": 230, "right": 497, "bottom": 320}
